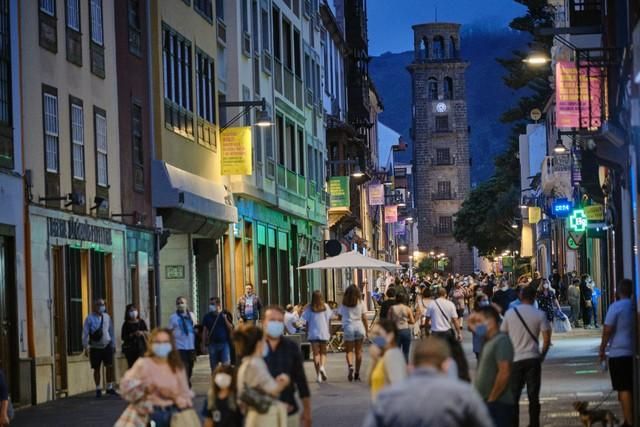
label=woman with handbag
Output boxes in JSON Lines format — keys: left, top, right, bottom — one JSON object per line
{"left": 536, "top": 279, "right": 562, "bottom": 323}
{"left": 116, "top": 328, "right": 197, "bottom": 427}
{"left": 121, "top": 304, "right": 148, "bottom": 368}
{"left": 234, "top": 324, "right": 290, "bottom": 427}
{"left": 368, "top": 320, "right": 407, "bottom": 401}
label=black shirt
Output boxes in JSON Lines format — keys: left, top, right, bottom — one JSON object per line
{"left": 202, "top": 311, "right": 231, "bottom": 343}
{"left": 380, "top": 299, "right": 398, "bottom": 319}
{"left": 121, "top": 319, "right": 148, "bottom": 353}
{"left": 201, "top": 396, "right": 243, "bottom": 427}
{"left": 264, "top": 337, "right": 310, "bottom": 415}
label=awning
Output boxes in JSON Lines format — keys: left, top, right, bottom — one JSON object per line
{"left": 153, "top": 161, "right": 238, "bottom": 238}
{"left": 328, "top": 207, "right": 351, "bottom": 228}
{"left": 298, "top": 250, "right": 402, "bottom": 271}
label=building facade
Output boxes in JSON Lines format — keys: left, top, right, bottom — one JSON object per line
{"left": 408, "top": 23, "right": 473, "bottom": 274}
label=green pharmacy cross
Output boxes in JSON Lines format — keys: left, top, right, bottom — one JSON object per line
{"left": 568, "top": 209, "right": 588, "bottom": 233}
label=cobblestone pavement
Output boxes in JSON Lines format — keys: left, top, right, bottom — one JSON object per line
{"left": 11, "top": 327, "right": 617, "bottom": 427}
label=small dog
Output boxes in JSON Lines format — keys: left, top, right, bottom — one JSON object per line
{"left": 573, "top": 401, "right": 618, "bottom": 426}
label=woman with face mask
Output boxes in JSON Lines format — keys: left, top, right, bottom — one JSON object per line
{"left": 368, "top": 320, "right": 407, "bottom": 400}
{"left": 203, "top": 364, "right": 243, "bottom": 427}
{"left": 469, "top": 293, "right": 491, "bottom": 360}
{"left": 536, "top": 279, "right": 562, "bottom": 323}
{"left": 121, "top": 303, "right": 148, "bottom": 368}
{"left": 115, "top": 328, "right": 195, "bottom": 427}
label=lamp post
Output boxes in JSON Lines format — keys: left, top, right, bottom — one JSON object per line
{"left": 219, "top": 97, "right": 273, "bottom": 132}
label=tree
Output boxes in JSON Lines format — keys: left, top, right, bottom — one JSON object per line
{"left": 454, "top": 0, "right": 553, "bottom": 256}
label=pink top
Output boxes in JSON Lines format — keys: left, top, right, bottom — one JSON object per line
{"left": 121, "top": 356, "right": 194, "bottom": 408}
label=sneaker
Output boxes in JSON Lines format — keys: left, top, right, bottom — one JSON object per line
{"left": 320, "top": 367, "right": 328, "bottom": 382}
{"left": 317, "top": 373, "right": 323, "bottom": 383}
{"left": 354, "top": 373, "right": 361, "bottom": 381}
{"left": 106, "top": 388, "right": 119, "bottom": 396}
{"left": 347, "top": 366, "right": 354, "bottom": 382}
{"left": 95, "top": 389, "right": 102, "bottom": 399}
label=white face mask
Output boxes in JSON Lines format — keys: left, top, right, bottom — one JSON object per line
{"left": 177, "top": 303, "right": 187, "bottom": 312}
{"left": 214, "top": 373, "right": 233, "bottom": 389}
{"left": 129, "top": 310, "right": 138, "bottom": 319}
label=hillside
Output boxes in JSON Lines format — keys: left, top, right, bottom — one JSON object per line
{"left": 370, "top": 27, "right": 530, "bottom": 184}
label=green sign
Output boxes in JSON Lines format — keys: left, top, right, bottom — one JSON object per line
{"left": 502, "top": 256, "right": 514, "bottom": 272}
{"left": 329, "top": 176, "right": 350, "bottom": 208}
{"left": 568, "top": 209, "right": 588, "bottom": 233}
{"left": 567, "top": 236, "right": 580, "bottom": 250}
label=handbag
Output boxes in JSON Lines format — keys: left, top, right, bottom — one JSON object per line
{"left": 170, "top": 408, "right": 200, "bottom": 427}
{"left": 239, "top": 384, "right": 273, "bottom": 414}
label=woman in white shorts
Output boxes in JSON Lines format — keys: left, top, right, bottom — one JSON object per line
{"left": 337, "top": 285, "right": 369, "bottom": 381}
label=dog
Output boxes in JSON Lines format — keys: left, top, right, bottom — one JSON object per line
{"left": 573, "top": 401, "right": 618, "bottom": 426}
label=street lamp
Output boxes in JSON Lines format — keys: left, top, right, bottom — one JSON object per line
{"left": 522, "top": 53, "right": 550, "bottom": 65}
{"left": 553, "top": 136, "right": 567, "bottom": 154}
{"left": 351, "top": 165, "right": 365, "bottom": 178}
{"left": 399, "top": 244, "right": 408, "bottom": 251}
{"left": 219, "top": 97, "right": 272, "bottom": 132}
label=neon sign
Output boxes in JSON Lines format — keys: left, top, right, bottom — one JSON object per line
{"left": 568, "top": 209, "right": 588, "bottom": 233}
{"left": 552, "top": 198, "right": 572, "bottom": 217}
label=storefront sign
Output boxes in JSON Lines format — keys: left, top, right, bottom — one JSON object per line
{"left": 329, "top": 177, "right": 350, "bottom": 208}
{"left": 368, "top": 184, "right": 385, "bottom": 206}
{"left": 584, "top": 204, "right": 604, "bottom": 221}
{"left": 165, "top": 265, "right": 185, "bottom": 279}
{"left": 221, "top": 126, "right": 253, "bottom": 175}
{"left": 552, "top": 198, "right": 572, "bottom": 217}
{"left": 568, "top": 209, "right": 588, "bottom": 233}
{"left": 47, "top": 217, "right": 112, "bottom": 245}
{"left": 384, "top": 205, "right": 398, "bottom": 224}
{"left": 556, "top": 61, "right": 603, "bottom": 130}
{"left": 502, "top": 256, "right": 514, "bottom": 273}
{"left": 567, "top": 235, "right": 581, "bottom": 250}
{"left": 394, "top": 221, "right": 405, "bottom": 235}
{"left": 528, "top": 207, "right": 541, "bottom": 224}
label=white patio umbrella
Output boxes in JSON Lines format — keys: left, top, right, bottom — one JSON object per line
{"left": 298, "top": 250, "right": 402, "bottom": 271}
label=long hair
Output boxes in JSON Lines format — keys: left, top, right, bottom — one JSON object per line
{"left": 232, "top": 323, "right": 264, "bottom": 358}
{"left": 145, "top": 328, "right": 184, "bottom": 373}
{"left": 207, "top": 364, "right": 238, "bottom": 412}
{"left": 124, "top": 303, "right": 140, "bottom": 322}
{"left": 342, "top": 285, "right": 361, "bottom": 308}
{"left": 311, "top": 291, "right": 327, "bottom": 312}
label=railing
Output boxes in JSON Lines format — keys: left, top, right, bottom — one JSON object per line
{"left": 274, "top": 59, "right": 283, "bottom": 94}
{"left": 277, "top": 165, "right": 308, "bottom": 204}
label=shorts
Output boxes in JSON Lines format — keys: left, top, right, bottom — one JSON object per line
{"left": 609, "top": 356, "right": 633, "bottom": 391}
{"left": 89, "top": 346, "right": 114, "bottom": 370}
{"left": 308, "top": 339, "right": 328, "bottom": 344}
{"left": 457, "top": 309, "right": 465, "bottom": 319}
{"left": 343, "top": 325, "right": 365, "bottom": 342}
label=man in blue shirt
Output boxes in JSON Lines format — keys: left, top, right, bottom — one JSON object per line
{"left": 599, "top": 279, "right": 634, "bottom": 427}
{"left": 82, "top": 298, "right": 116, "bottom": 398}
{"left": 168, "top": 296, "right": 196, "bottom": 385}
{"left": 201, "top": 296, "right": 233, "bottom": 370}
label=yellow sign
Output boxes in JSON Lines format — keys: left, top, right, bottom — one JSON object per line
{"left": 528, "top": 207, "right": 541, "bottom": 224}
{"left": 584, "top": 204, "right": 604, "bottom": 221}
{"left": 221, "top": 127, "right": 253, "bottom": 175}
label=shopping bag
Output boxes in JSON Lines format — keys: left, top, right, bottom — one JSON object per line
{"left": 170, "top": 408, "right": 200, "bottom": 427}
{"left": 553, "top": 315, "right": 572, "bottom": 333}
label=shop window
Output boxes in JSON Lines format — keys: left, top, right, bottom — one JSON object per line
{"left": 65, "top": 247, "right": 88, "bottom": 354}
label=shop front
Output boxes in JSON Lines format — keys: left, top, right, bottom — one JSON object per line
{"left": 29, "top": 205, "right": 128, "bottom": 403}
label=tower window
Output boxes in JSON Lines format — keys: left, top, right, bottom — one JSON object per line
{"left": 433, "top": 36, "right": 444, "bottom": 60}
{"left": 449, "top": 36, "right": 457, "bottom": 58}
{"left": 435, "top": 115, "right": 449, "bottom": 132}
{"left": 438, "top": 216, "right": 453, "bottom": 234}
{"left": 443, "top": 77, "right": 453, "bottom": 100}
{"left": 422, "top": 37, "right": 428, "bottom": 60}
{"left": 427, "top": 77, "right": 438, "bottom": 100}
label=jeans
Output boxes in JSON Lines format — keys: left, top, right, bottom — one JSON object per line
{"left": 149, "top": 405, "right": 177, "bottom": 427}
{"left": 208, "top": 342, "right": 231, "bottom": 370}
{"left": 511, "top": 358, "right": 541, "bottom": 427}
{"left": 591, "top": 297, "right": 598, "bottom": 325}
{"left": 582, "top": 303, "right": 592, "bottom": 327}
{"left": 487, "top": 401, "right": 515, "bottom": 427}
{"left": 397, "top": 328, "right": 412, "bottom": 362}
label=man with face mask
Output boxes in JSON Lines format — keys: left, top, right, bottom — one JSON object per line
{"left": 82, "top": 298, "right": 116, "bottom": 398}
{"left": 469, "top": 305, "right": 515, "bottom": 427}
{"left": 201, "top": 297, "right": 234, "bottom": 370}
{"left": 362, "top": 336, "right": 492, "bottom": 427}
{"left": 168, "top": 296, "right": 197, "bottom": 385}
{"left": 263, "top": 306, "right": 311, "bottom": 427}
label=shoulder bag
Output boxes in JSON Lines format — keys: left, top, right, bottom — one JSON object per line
{"left": 239, "top": 384, "right": 273, "bottom": 414}
{"left": 434, "top": 300, "right": 456, "bottom": 339}
{"left": 90, "top": 315, "right": 104, "bottom": 342}
{"left": 513, "top": 307, "right": 539, "bottom": 345}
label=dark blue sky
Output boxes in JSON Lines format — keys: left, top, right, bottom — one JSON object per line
{"left": 367, "top": 0, "right": 526, "bottom": 55}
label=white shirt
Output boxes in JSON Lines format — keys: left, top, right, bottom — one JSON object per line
{"left": 337, "top": 302, "right": 366, "bottom": 332}
{"left": 501, "top": 304, "right": 550, "bottom": 362}
{"left": 426, "top": 298, "right": 458, "bottom": 332}
{"left": 284, "top": 311, "right": 300, "bottom": 334}
{"left": 301, "top": 305, "right": 333, "bottom": 341}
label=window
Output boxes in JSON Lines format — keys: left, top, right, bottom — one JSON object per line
{"left": 437, "top": 181, "right": 451, "bottom": 198}
{"left": 436, "top": 148, "right": 451, "bottom": 165}
{"left": 421, "top": 37, "right": 428, "bottom": 59}
{"left": 282, "top": 19, "right": 292, "bottom": 70}
{"left": 433, "top": 36, "right": 444, "bottom": 59}
{"left": 128, "top": 0, "right": 142, "bottom": 55}
{"left": 241, "top": 0, "right": 249, "bottom": 33}
{"left": 443, "top": 77, "right": 453, "bottom": 100}
{"left": 94, "top": 110, "right": 108, "bottom": 187}
{"left": 286, "top": 122, "right": 295, "bottom": 171}
{"left": 435, "top": 115, "right": 449, "bottom": 132}
{"left": 276, "top": 115, "right": 284, "bottom": 166}
{"left": 449, "top": 36, "right": 456, "bottom": 58}
{"left": 261, "top": 5, "right": 270, "bottom": 52}
{"left": 438, "top": 216, "right": 452, "bottom": 234}
{"left": 251, "top": 0, "right": 259, "bottom": 51}
{"left": 132, "top": 102, "right": 144, "bottom": 191}
{"left": 90, "top": 0, "right": 103, "bottom": 45}
{"left": 265, "top": 124, "right": 274, "bottom": 159}
{"left": 293, "top": 29, "right": 301, "bottom": 78}
{"left": 163, "top": 25, "right": 192, "bottom": 111}
{"left": 196, "top": 50, "right": 216, "bottom": 123}
{"left": 0, "top": 0, "right": 12, "bottom": 169}
{"left": 215, "top": 0, "right": 223, "bottom": 20}
{"left": 66, "top": 0, "right": 80, "bottom": 31}
{"left": 70, "top": 101, "right": 84, "bottom": 180}
{"left": 195, "top": 0, "right": 213, "bottom": 21}
{"left": 427, "top": 77, "right": 438, "bottom": 100}
{"left": 307, "top": 144, "right": 314, "bottom": 183}
{"left": 297, "top": 129, "right": 304, "bottom": 176}
{"left": 40, "top": 0, "right": 56, "bottom": 15}
{"left": 43, "top": 92, "right": 59, "bottom": 173}
{"left": 65, "top": 247, "right": 86, "bottom": 354}
{"left": 272, "top": 7, "right": 280, "bottom": 60}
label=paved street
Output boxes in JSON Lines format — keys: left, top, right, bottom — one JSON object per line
{"left": 11, "top": 327, "right": 620, "bottom": 427}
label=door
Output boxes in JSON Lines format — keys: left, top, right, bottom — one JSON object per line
{"left": 52, "top": 246, "right": 68, "bottom": 395}
{"left": 0, "top": 235, "right": 17, "bottom": 398}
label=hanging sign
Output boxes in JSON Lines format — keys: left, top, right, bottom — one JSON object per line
{"left": 568, "top": 209, "right": 588, "bottom": 233}
{"left": 394, "top": 221, "right": 406, "bottom": 235}
{"left": 567, "top": 235, "right": 581, "bottom": 250}
{"left": 556, "top": 61, "right": 603, "bottom": 130}
{"left": 221, "top": 127, "right": 253, "bottom": 175}
{"left": 584, "top": 204, "right": 604, "bottom": 221}
{"left": 329, "top": 176, "right": 350, "bottom": 208}
{"left": 528, "top": 207, "right": 541, "bottom": 224}
{"left": 384, "top": 205, "right": 398, "bottom": 224}
{"left": 552, "top": 198, "right": 572, "bottom": 217}
{"left": 369, "top": 184, "right": 385, "bottom": 206}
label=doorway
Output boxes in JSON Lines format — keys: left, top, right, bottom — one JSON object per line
{"left": 0, "top": 234, "right": 17, "bottom": 399}
{"left": 52, "top": 246, "right": 67, "bottom": 396}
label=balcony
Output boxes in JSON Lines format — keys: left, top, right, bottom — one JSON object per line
{"left": 277, "top": 164, "right": 307, "bottom": 208}
{"left": 432, "top": 192, "right": 456, "bottom": 201}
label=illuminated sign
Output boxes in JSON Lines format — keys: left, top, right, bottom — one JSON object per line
{"left": 568, "top": 209, "right": 588, "bottom": 233}
{"left": 552, "top": 199, "right": 572, "bottom": 217}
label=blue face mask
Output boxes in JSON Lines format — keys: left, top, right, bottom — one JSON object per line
{"left": 372, "top": 336, "right": 387, "bottom": 350}
{"left": 478, "top": 300, "right": 490, "bottom": 307}
{"left": 475, "top": 323, "right": 488, "bottom": 339}
{"left": 152, "top": 342, "right": 173, "bottom": 358}
{"left": 266, "top": 321, "right": 285, "bottom": 338}
{"left": 98, "top": 305, "right": 106, "bottom": 313}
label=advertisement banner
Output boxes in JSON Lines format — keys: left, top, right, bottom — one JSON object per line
{"left": 394, "top": 221, "right": 406, "bottom": 235}
{"left": 384, "top": 205, "right": 398, "bottom": 224}
{"left": 528, "top": 207, "right": 541, "bottom": 224}
{"left": 584, "top": 204, "right": 604, "bottom": 221}
{"left": 329, "top": 177, "right": 350, "bottom": 208}
{"left": 369, "top": 184, "right": 385, "bottom": 206}
{"left": 556, "top": 61, "right": 603, "bottom": 130}
{"left": 221, "top": 127, "right": 253, "bottom": 175}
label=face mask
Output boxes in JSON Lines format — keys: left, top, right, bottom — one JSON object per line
{"left": 177, "top": 303, "right": 187, "bottom": 312}
{"left": 129, "top": 310, "right": 138, "bottom": 319}
{"left": 265, "top": 321, "right": 284, "bottom": 338}
{"left": 479, "top": 300, "right": 490, "bottom": 307}
{"left": 475, "top": 323, "right": 488, "bottom": 339}
{"left": 209, "top": 305, "right": 218, "bottom": 313}
{"left": 152, "top": 342, "right": 173, "bottom": 358}
{"left": 214, "top": 373, "right": 232, "bottom": 389}
{"left": 543, "top": 283, "right": 550, "bottom": 289}
{"left": 98, "top": 305, "right": 106, "bottom": 313}
{"left": 372, "top": 336, "right": 387, "bottom": 350}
